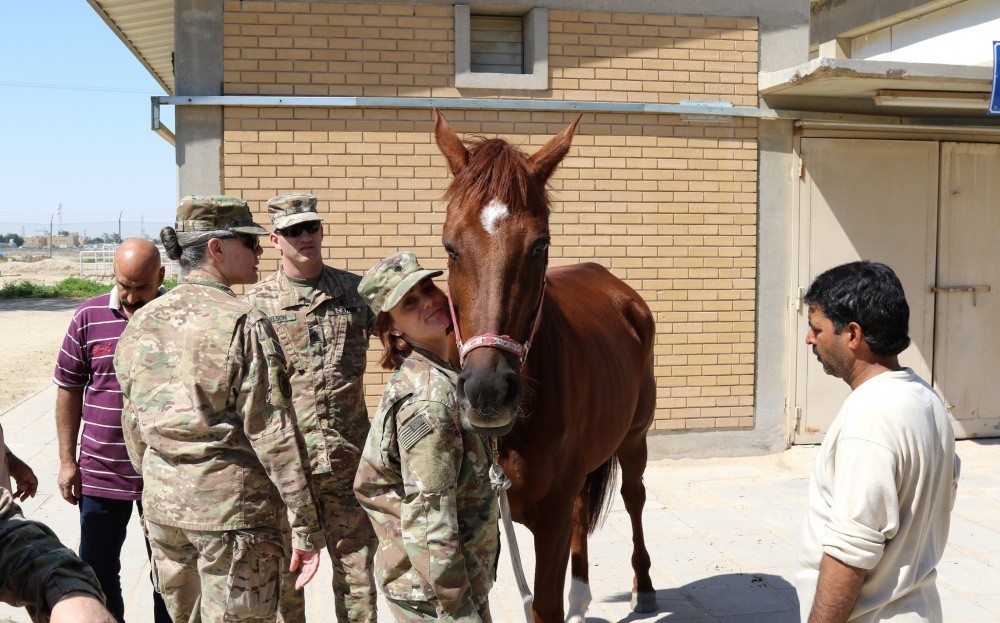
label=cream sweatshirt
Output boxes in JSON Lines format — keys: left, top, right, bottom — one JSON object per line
{"left": 796, "top": 369, "right": 960, "bottom": 622}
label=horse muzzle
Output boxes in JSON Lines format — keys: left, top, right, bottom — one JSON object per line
{"left": 457, "top": 360, "right": 522, "bottom": 437}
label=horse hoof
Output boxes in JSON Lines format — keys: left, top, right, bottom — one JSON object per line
{"left": 630, "top": 591, "right": 657, "bottom": 613}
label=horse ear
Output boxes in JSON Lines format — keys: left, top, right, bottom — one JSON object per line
{"left": 434, "top": 109, "right": 469, "bottom": 176}
{"left": 529, "top": 114, "right": 582, "bottom": 182}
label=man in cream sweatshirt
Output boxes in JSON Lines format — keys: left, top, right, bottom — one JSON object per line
{"left": 796, "top": 261, "right": 960, "bottom": 623}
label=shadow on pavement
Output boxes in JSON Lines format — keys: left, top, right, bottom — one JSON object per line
{"left": 0, "top": 298, "right": 83, "bottom": 312}
{"left": 967, "top": 438, "right": 1000, "bottom": 449}
{"left": 593, "top": 573, "right": 799, "bottom": 623}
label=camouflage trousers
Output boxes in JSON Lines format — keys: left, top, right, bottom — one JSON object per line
{"left": 278, "top": 469, "right": 377, "bottom": 623}
{"left": 384, "top": 597, "right": 492, "bottom": 623}
{"left": 145, "top": 519, "right": 285, "bottom": 623}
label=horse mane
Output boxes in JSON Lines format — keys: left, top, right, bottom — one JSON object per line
{"left": 443, "top": 137, "right": 550, "bottom": 218}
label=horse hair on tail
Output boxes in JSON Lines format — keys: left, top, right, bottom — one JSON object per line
{"left": 585, "top": 455, "right": 619, "bottom": 534}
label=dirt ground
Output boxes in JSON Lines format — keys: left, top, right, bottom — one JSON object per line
{"left": 0, "top": 298, "right": 80, "bottom": 410}
{"left": 0, "top": 253, "right": 90, "bottom": 410}
{"left": 0, "top": 248, "right": 104, "bottom": 287}
{"left": 0, "top": 258, "right": 81, "bottom": 287}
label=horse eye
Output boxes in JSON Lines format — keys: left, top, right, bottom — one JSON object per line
{"left": 444, "top": 244, "right": 459, "bottom": 261}
{"left": 531, "top": 240, "right": 549, "bottom": 258}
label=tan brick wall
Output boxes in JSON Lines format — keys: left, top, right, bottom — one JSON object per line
{"left": 222, "top": 2, "right": 759, "bottom": 432}
{"left": 223, "top": 2, "right": 759, "bottom": 107}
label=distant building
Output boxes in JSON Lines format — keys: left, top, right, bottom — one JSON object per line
{"left": 54, "top": 234, "right": 81, "bottom": 248}
{"left": 22, "top": 233, "right": 82, "bottom": 248}
{"left": 22, "top": 236, "right": 47, "bottom": 249}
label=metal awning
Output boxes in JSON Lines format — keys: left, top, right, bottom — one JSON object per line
{"left": 87, "top": 0, "right": 174, "bottom": 94}
{"left": 759, "top": 57, "right": 995, "bottom": 117}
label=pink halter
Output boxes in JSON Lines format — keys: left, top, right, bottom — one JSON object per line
{"left": 447, "top": 278, "right": 547, "bottom": 369}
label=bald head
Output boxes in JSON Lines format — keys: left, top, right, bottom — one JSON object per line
{"left": 113, "top": 238, "right": 165, "bottom": 318}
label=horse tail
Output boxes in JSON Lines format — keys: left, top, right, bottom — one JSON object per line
{"left": 584, "top": 455, "right": 619, "bottom": 535}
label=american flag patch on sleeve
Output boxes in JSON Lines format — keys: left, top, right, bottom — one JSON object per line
{"left": 398, "top": 414, "right": 433, "bottom": 450}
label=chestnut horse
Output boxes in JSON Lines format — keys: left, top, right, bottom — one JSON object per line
{"left": 433, "top": 110, "right": 658, "bottom": 623}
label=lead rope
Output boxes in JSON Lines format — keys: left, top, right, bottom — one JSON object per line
{"left": 487, "top": 436, "right": 534, "bottom": 623}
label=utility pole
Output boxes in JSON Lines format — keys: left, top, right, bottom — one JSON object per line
{"left": 118, "top": 211, "right": 123, "bottom": 244}
{"left": 49, "top": 214, "right": 53, "bottom": 258}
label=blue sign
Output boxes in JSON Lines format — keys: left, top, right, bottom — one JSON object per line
{"left": 991, "top": 41, "right": 1000, "bottom": 115}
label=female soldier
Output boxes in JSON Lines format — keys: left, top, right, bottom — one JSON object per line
{"left": 354, "top": 251, "right": 499, "bottom": 623}
{"left": 115, "top": 195, "right": 325, "bottom": 623}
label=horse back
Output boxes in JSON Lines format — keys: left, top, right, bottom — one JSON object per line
{"left": 545, "top": 262, "right": 655, "bottom": 361}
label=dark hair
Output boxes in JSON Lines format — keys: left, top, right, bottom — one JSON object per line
{"left": 804, "top": 261, "right": 910, "bottom": 356}
{"left": 376, "top": 311, "right": 412, "bottom": 370}
{"left": 160, "top": 226, "right": 233, "bottom": 270}
{"left": 160, "top": 226, "right": 184, "bottom": 261}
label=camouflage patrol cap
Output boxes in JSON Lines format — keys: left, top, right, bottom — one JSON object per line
{"left": 358, "top": 251, "right": 444, "bottom": 313}
{"left": 268, "top": 192, "right": 322, "bottom": 230}
{"left": 175, "top": 195, "right": 268, "bottom": 235}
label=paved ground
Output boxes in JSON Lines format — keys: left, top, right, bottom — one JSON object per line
{"left": 2, "top": 385, "right": 998, "bottom": 622}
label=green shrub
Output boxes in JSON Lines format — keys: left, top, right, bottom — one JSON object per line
{"left": 0, "top": 280, "right": 57, "bottom": 298}
{"left": 53, "top": 277, "right": 110, "bottom": 298}
{"left": 0, "top": 278, "right": 105, "bottom": 299}
{"left": 0, "top": 276, "right": 181, "bottom": 299}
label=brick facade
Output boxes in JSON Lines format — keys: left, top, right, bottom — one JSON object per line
{"left": 222, "top": 1, "right": 759, "bottom": 432}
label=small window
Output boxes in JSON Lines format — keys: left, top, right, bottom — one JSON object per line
{"left": 470, "top": 16, "right": 523, "bottom": 74}
{"left": 455, "top": 5, "right": 548, "bottom": 90}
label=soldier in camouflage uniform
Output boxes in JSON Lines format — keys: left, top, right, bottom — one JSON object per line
{"left": 115, "top": 196, "right": 326, "bottom": 623}
{"left": 2, "top": 424, "right": 110, "bottom": 623}
{"left": 1, "top": 487, "right": 115, "bottom": 623}
{"left": 354, "top": 252, "right": 500, "bottom": 623}
{"left": 0, "top": 422, "right": 38, "bottom": 504}
{"left": 245, "top": 193, "right": 378, "bottom": 623}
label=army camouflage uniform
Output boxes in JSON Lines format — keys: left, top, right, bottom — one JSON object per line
{"left": 246, "top": 266, "right": 378, "bottom": 623}
{"left": 117, "top": 272, "right": 325, "bottom": 623}
{"left": 0, "top": 486, "right": 107, "bottom": 623}
{"left": 245, "top": 192, "right": 379, "bottom": 623}
{"left": 0, "top": 422, "right": 10, "bottom": 490}
{"left": 354, "top": 347, "right": 499, "bottom": 623}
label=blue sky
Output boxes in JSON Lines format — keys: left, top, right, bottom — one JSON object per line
{"left": 0, "top": 1, "right": 176, "bottom": 240}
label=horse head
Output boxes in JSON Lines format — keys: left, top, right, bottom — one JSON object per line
{"left": 434, "top": 110, "right": 581, "bottom": 436}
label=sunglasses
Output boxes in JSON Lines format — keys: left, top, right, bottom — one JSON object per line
{"left": 235, "top": 235, "right": 261, "bottom": 252}
{"left": 277, "top": 222, "right": 322, "bottom": 238}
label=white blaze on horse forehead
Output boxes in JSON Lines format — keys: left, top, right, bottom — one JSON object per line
{"left": 479, "top": 198, "right": 510, "bottom": 236}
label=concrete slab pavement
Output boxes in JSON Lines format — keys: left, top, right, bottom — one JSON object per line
{"left": 2, "top": 385, "right": 998, "bottom": 622}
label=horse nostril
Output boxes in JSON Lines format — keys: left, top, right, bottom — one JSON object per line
{"left": 459, "top": 369, "right": 487, "bottom": 410}
{"left": 502, "top": 367, "right": 522, "bottom": 409}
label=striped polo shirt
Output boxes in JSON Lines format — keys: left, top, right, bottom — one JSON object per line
{"left": 53, "top": 288, "right": 161, "bottom": 500}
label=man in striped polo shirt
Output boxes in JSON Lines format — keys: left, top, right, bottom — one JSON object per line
{"left": 53, "top": 238, "right": 171, "bottom": 623}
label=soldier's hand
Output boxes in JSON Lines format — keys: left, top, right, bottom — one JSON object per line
{"left": 289, "top": 548, "right": 321, "bottom": 590}
{"left": 50, "top": 592, "right": 116, "bottom": 623}
{"left": 8, "top": 455, "right": 38, "bottom": 501}
{"left": 58, "top": 461, "right": 82, "bottom": 504}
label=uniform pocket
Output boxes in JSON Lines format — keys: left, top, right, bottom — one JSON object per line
{"left": 275, "top": 314, "right": 311, "bottom": 374}
{"left": 224, "top": 529, "right": 284, "bottom": 620}
{"left": 326, "top": 311, "right": 349, "bottom": 367}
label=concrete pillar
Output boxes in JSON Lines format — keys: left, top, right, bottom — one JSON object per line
{"left": 752, "top": 1, "right": 809, "bottom": 454}
{"left": 174, "top": 0, "right": 224, "bottom": 197}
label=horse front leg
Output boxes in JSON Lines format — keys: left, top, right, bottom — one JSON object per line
{"left": 528, "top": 498, "right": 574, "bottom": 623}
{"left": 566, "top": 491, "right": 592, "bottom": 623}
